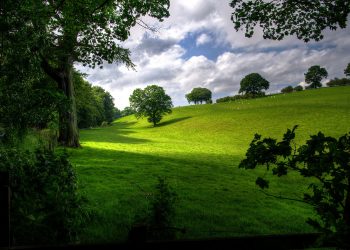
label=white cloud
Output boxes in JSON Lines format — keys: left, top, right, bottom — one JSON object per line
{"left": 196, "top": 33, "right": 212, "bottom": 46}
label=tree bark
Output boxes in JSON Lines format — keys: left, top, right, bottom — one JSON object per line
{"left": 41, "top": 58, "right": 80, "bottom": 147}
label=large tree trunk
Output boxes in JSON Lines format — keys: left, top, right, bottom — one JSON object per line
{"left": 57, "top": 63, "right": 80, "bottom": 147}
{"left": 41, "top": 58, "right": 80, "bottom": 147}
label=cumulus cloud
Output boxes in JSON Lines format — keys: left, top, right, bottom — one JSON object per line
{"left": 196, "top": 33, "right": 212, "bottom": 46}
{"left": 76, "top": 0, "right": 350, "bottom": 109}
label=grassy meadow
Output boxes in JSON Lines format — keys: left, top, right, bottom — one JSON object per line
{"left": 69, "top": 86, "right": 350, "bottom": 243}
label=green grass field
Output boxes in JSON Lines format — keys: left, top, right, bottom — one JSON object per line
{"left": 69, "top": 86, "right": 350, "bottom": 243}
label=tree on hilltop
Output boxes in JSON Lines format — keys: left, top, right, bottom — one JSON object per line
{"left": 185, "top": 87, "right": 212, "bottom": 104}
{"left": 129, "top": 85, "right": 173, "bottom": 127}
{"left": 239, "top": 73, "right": 269, "bottom": 96}
{"left": 305, "top": 66, "right": 328, "bottom": 89}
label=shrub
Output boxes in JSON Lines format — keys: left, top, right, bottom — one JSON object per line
{"left": 216, "top": 92, "right": 265, "bottom": 103}
{"left": 0, "top": 147, "right": 91, "bottom": 245}
{"left": 326, "top": 78, "right": 350, "bottom": 87}
{"left": 281, "top": 86, "right": 294, "bottom": 93}
{"left": 129, "top": 177, "right": 179, "bottom": 242}
{"left": 294, "top": 85, "right": 303, "bottom": 91}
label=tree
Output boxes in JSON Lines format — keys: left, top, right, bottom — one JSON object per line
{"left": 74, "top": 72, "right": 116, "bottom": 128}
{"left": 305, "top": 66, "right": 328, "bottom": 89}
{"left": 230, "top": 0, "right": 350, "bottom": 42}
{"left": 129, "top": 85, "right": 173, "bottom": 127}
{"left": 345, "top": 63, "right": 350, "bottom": 78}
{"left": 239, "top": 73, "right": 269, "bottom": 96}
{"left": 281, "top": 86, "right": 293, "bottom": 94}
{"left": 121, "top": 107, "right": 136, "bottom": 117}
{"left": 239, "top": 126, "right": 350, "bottom": 248}
{"left": 3, "top": 0, "right": 170, "bottom": 147}
{"left": 185, "top": 87, "right": 212, "bottom": 104}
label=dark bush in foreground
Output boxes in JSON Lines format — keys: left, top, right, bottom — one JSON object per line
{"left": 240, "top": 127, "right": 350, "bottom": 249}
{"left": 0, "top": 148, "right": 91, "bottom": 245}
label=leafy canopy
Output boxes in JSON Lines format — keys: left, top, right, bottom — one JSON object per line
{"left": 345, "top": 63, "right": 350, "bottom": 78}
{"left": 230, "top": 0, "right": 350, "bottom": 42}
{"left": 239, "top": 127, "right": 350, "bottom": 248}
{"left": 305, "top": 65, "right": 328, "bottom": 89}
{"left": 239, "top": 73, "right": 269, "bottom": 95}
{"left": 129, "top": 85, "right": 173, "bottom": 126}
{"left": 185, "top": 87, "right": 212, "bottom": 104}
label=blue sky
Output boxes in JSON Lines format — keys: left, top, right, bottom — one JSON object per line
{"left": 77, "top": 0, "right": 350, "bottom": 109}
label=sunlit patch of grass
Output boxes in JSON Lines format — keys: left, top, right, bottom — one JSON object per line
{"left": 69, "top": 86, "right": 350, "bottom": 243}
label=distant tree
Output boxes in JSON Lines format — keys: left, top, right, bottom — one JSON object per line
{"left": 293, "top": 86, "right": 303, "bottom": 92}
{"left": 185, "top": 87, "right": 212, "bottom": 104}
{"left": 239, "top": 126, "right": 350, "bottom": 249}
{"left": 74, "top": 72, "right": 116, "bottom": 128}
{"left": 121, "top": 107, "right": 136, "bottom": 117}
{"left": 305, "top": 66, "right": 328, "bottom": 89}
{"left": 345, "top": 63, "right": 350, "bottom": 78}
{"left": 230, "top": 0, "right": 350, "bottom": 42}
{"left": 326, "top": 78, "right": 350, "bottom": 87}
{"left": 114, "top": 108, "right": 122, "bottom": 119}
{"left": 239, "top": 73, "right": 269, "bottom": 96}
{"left": 281, "top": 86, "right": 293, "bottom": 94}
{"left": 129, "top": 85, "right": 173, "bottom": 127}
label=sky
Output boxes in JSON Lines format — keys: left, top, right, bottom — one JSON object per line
{"left": 76, "top": 0, "right": 350, "bottom": 110}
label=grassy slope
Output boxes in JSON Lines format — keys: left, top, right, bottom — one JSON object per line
{"left": 70, "top": 86, "right": 350, "bottom": 243}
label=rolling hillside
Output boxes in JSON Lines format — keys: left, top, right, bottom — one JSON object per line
{"left": 70, "top": 86, "right": 350, "bottom": 243}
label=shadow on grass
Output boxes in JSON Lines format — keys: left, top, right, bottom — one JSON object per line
{"left": 80, "top": 121, "right": 150, "bottom": 144}
{"left": 157, "top": 116, "right": 192, "bottom": 127}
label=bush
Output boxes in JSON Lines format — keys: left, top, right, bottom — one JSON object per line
{"left": 129, "top": 177, "right": 179, "bottom": 242}
{"left": 281, "top": 86, "right": 294, "bottom": 93}
{"left": 0, "top": 147, "right": 91, "bottom": 245}
{"left": 326, "top": 78, "right": 350, "bottom": 87}
{"left": 294, "top": 85, "right": 303, "bottom": 91}
{"left": 216, "top": 92, "right": 265, "bottom": 103}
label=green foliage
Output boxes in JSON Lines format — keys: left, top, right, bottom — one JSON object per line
{"left": 239, "top": 127, "right": 350, "bottom": 248}
{"left": 0, "top": 68, "right": 67, "bottom": 144}
{"left": 345, "top": 63, "right": 350, "bottom": 78}
{"left": 74, "top": 71, "right": 116, "bottom": 128}
{"left": 305, "top": 65, "right": 328, "bottom": 89}
{"left": 281, "top": 86, "right": 294, "bottom": 94}
{"left": 239, "top": 73, "right": 269, "bottom": 95}
{"left": 185, "top": 87, "right": 212, "bottom": 104}
{"left": 294, "top": 85, "right": 303, "bottom": 92}
{"left": 129, "top": 85, "right": 173, "bottom": 126}
{"left": 326, "top": 78, "right": 350, "bottom": 87}
{"left": 0, "top": 147, "right": 91, "bottom": 245}
{"left": 121, "top": 106, "right": 136, "bottom": 117}
{"left": 230, "top": 0, "right": 350, "bottom": 42}
{"left": 3, "top": 0, "right": 170, "bottom": 146}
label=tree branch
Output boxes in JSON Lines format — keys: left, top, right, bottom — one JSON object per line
{"left": 40, "top": 56, "right": 61, "bottom": 83}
